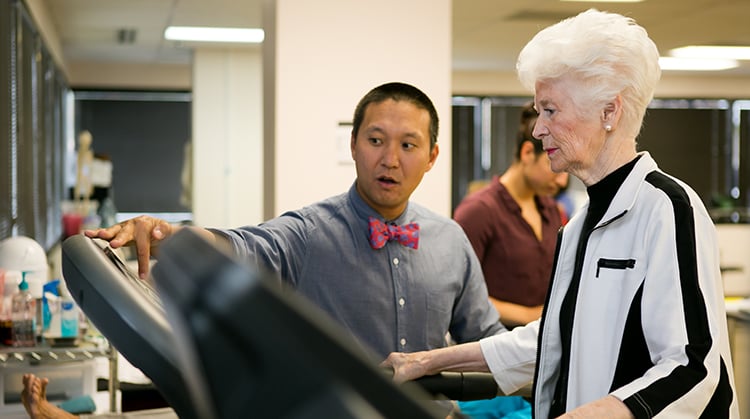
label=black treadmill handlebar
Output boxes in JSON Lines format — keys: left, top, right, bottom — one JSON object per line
{"left": 412, "top": 371, "right": 500, "bottom": 401}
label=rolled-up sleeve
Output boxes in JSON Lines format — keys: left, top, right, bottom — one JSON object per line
{"left": 480, "top": 320, "right": 539, "bottom": 395}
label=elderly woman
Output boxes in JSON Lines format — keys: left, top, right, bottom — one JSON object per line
{"left": 383, "top": 9, "right": 739, "bottom": 419}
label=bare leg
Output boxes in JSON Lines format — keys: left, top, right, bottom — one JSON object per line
{"left": 21, "top": 374, "right": 79, "bottom": 419}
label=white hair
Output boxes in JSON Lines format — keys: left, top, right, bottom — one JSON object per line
{"left": 516, "top": 9, "right": 661, "bottom": 137}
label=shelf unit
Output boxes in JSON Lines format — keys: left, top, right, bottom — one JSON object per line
{"left": 0, "top": 341, "right": 118, "bottom": 416}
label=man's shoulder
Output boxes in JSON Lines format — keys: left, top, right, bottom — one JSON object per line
{"left": 408, "top": 201, "right": 453, "bottom": 223}
{"left": 464, "top": 181, "right": 505, "bottom": 206}
{"left": 287, "top": 191, "right": 355, "bottom": 228}
{"left": 454, "top": 188, "right": 502, "bottom": 221}
{"left": 408, "top": 202, "right": 467, "bottom": 237}
{"left": 291, "top": 190, "right": 345, "bottom": 212}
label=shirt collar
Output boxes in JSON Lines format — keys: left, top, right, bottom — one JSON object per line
{"left": 493, "top": 176, "right": 555, "bottom": 218}
{"left": 348, "top": 181, "right": 412, "bottom": 224}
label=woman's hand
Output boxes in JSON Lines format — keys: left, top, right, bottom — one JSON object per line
{"left": 557, "top": 395, "right": 634, "bottom": 419}
{"left": 381, "top": 351, "right": 430, "bottom": 383}
{"left": 382, "top": 342, "right": 488, "bottom": 384}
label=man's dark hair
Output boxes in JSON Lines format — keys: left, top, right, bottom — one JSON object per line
{"left": 352, "top": 82, "right": 439, "bottom": 150}
{"left": 514, "top": 101, "right": 544, "bottom": 160}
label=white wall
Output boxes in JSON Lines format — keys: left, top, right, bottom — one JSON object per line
{"left": 266, "top": 0, "right": 452, "bottom": 217}
{"left": 66, "top": 61, "right": 191, "bottom": 90}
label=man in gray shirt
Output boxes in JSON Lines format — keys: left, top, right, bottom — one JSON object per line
{"left": 23, "top": 81, "right": 507, "bottom": 419}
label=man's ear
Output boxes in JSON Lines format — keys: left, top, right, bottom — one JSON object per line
{"left": 350, "top": 134, "right": 357, "bottom": 160}
{"left": 519, "top": 140, "right": 536, "bottom": 163}
{"left": 425, "top": 143, "right": 439, "bottom": 172}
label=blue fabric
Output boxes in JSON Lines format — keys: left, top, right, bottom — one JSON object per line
{"left": 211, "top": 183, "right": 506, "bottom": 358}
{"left": 58, "top": 395, "right": 96, "bottom": 414}
{"left": 457, "top": 396, "right": 531, "bottom": 419}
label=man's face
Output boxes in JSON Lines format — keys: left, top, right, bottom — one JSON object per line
{"left": 523, "top": 149, "right": 569, "bottom": 197}
{"left": 351, "top": 99, "right": 439, "bottom": 220}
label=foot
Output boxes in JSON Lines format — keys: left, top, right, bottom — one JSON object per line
{"left": 21, "top": 374, "right": 79, "bottom": 419}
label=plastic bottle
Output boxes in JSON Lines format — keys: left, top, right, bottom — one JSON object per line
{"left": 0, "top": 268, "right": 4, "bottom": 312}
{"left": 11, "top": 272, "right": 37, "bottom": 347}
{"left": 60, "top": 285, "right": 79, "bottom": 340}
{"left": 0, "top": 269, "right": 15, "bottom": 345}
{"left": 98, "top": 193, "right": 118, "bottom": 228}
{"left": 42, "top": 279, "right": 61, "bottom": 337}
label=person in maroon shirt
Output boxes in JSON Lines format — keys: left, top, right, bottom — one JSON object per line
{"left": 454, "top": 103, "right": 568, "bottom": 328}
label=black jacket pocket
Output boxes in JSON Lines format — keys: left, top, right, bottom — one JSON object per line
{"left": 596, "top": 258, "right": 636, "bottom": 278}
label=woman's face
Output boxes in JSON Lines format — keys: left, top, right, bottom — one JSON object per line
{"left": 531, "top": 78, "right": 607, "bottom": 185}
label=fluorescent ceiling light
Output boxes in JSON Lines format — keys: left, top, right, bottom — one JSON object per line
{"left": 670, "top": 46, "right": 750, "bottom": 60}
{"left": 164, "top": 26, "right": 264, "bottom": 43}
{"left": 658, "top": 56, "right": 739, "bottom": 71}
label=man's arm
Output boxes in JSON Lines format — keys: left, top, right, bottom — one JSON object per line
{"left": 448, "top": 229, "right": 507, "bottom": 342}
{"left": 453, "top": 198, "right": 493, "bottom": 262}
{"left": 490, "top": 297, "right": 542, "bottom": 328}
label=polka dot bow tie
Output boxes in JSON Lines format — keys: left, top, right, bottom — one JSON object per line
{"left": 368, "top": 216, "right": 420, "bottom": 250}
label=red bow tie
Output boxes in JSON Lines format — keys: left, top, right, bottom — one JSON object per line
{"left": 368, "top": 217, "right": 419, "bottom": 250}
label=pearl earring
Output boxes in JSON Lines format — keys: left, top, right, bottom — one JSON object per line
{"left": 605, "top": 125, "right": 612, "bottom": 132}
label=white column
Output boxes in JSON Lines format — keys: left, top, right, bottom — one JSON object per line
{"left": 264, "top": 0, "right": 452, "bottom": 217}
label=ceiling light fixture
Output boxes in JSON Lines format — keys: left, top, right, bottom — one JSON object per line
{"left": 164, "top": 26, "right": 264, "bottom": 43}
{"left": 670, "top": 45, "right": 750, "bottom": 61}
{"left": 658, "top": 56, "right": 739, "bottom": 71}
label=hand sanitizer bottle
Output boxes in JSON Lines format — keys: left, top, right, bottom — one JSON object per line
{"left": 11, "top": 272, "right": 36, "bottom": 347}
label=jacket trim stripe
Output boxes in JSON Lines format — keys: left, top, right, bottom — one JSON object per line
{"left": 620, "top": 171, "right": 733, "bottom": 417}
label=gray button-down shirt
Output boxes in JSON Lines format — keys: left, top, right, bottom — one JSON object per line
{"left": 213, "top": 183, "right": 505, "bottom": 358}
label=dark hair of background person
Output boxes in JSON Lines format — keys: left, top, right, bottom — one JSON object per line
{"left": 352, "top": 82, "right": 440, "bottom": 150}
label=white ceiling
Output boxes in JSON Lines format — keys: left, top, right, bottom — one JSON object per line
{"left": 43, "top": 0, "right": 750, "bottom": 76}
